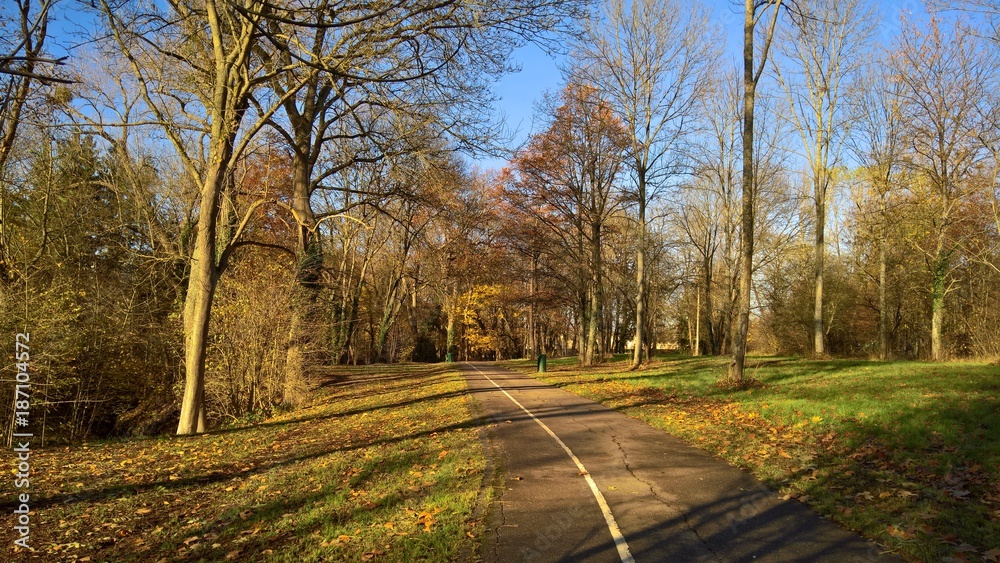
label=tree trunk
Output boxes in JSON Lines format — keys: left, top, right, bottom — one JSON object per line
{"left": 342, "top": 287, "right": 362, "bottom": 364}
{"left": 405, "top": 275, "right": 422, "bottom": 360}
{"left": 814, "top": 182, "right": 826, "bottom": 356}
{"left": 694, "top": 283, "right": 702, "bottom": 356}
{"left": 686, "top": 301, "right": 695, "bottom": 355}
{"left": 631, "top": 177, "right": 646, "bottom": 369}
{"left": 931, "top": 255, "right": 946, "bottom": 361}
{"left": 177, "top": 160, "right": 226, "bottom": 435}
{"left": 585, "top": 220, "right": 602, "bottom": 366}
{"left": 585, "top": 283, "right": 599, "bottom": 366}
{"left": 528, "top": 257, "right": 537, "bottom": 358}
{"left": 446, "top": 282, "right": 458, "bottom": 359}
{"left": 375, "top": 281, "right": 403, "bottom": 362}
{"left": 704, "top": 255, "right": 716, "bottom": 355}
{"left": 729, "top": 0, "right": 757, "bottom": 384}
{"left": 577, "top": 211, "right": 588, "bottom": 364}
{"left": 878, "top": 235, "right": 888, "bottom": 360}
{"left": 283, "top": 154, "right": 318, "bottom": 407}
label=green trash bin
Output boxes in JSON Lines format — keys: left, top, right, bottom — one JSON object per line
{"left": 446, "top": 352, "right": 454, "bottom": 363}
{"left": 537, "top": 354, "right": 546, "bottom": 373}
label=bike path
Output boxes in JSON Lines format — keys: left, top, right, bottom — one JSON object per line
{"left": 462, "top": 362, "right": 897, "bottom": 563}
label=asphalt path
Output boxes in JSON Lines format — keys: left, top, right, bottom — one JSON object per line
{"left": 462, "top": 362, "right": 899, "bottom": 563}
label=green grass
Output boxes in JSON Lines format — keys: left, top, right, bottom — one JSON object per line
{"left": 508, "top": 354, "right": 1000, "bottom": 563}
{"left": 2, "top": 364, "right": 490, "bottom": 562}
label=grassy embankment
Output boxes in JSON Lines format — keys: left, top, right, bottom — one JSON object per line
{"left": 3, "top": 364, "right": 489, "bottom": 562}
{"left": 506, "top": 354, "right": 1000, "bottom": 562}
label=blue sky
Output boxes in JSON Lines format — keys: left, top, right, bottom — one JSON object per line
{"left": 477, "top": 0, "right": 923, "bottom": 171}
{"left": 37, "top": 0, "right": 924, "bottom": 172}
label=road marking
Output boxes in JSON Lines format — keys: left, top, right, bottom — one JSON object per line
{"left": 468, "top": 363, "right": 635, "bottom": 563}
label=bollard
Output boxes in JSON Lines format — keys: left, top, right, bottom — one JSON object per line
{"left": 537, "top": 354, "right": 546, "bottom": 373}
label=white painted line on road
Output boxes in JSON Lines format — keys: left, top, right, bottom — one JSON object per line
{"left": 468, "top": 363, "right": 635, "bottom": 563}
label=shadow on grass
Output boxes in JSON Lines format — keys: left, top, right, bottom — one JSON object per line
{"left": 10, "top": 362, "right": 491, "bottom": 562}
{"left": 165, "top": 449, "right": 426, "bottom": 563}
{"left": 205, "top": 381, "right": 550, "bottom": 439}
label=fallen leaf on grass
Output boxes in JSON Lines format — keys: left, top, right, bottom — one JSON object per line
{"left": 416, "top": 510, "right": 439, "bottom": 532}
{"left": 955, "top": 543, "right": 978, "bottom": 553}
{"left": 982, "top": 548, "right": 1000, "bottom": 562}
{"left": 887, "top": 526, "right": 912, "bottom": 540}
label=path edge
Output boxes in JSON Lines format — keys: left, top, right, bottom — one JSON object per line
{"left": 456, "top": 363, "right": 505, "bottom": 563}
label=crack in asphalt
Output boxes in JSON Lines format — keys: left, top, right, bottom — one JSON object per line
{"left": 609, "top": 434, "right": 723, "bottom": 563}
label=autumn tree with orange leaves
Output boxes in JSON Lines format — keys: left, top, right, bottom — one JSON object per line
{"left": 505, "top": 82, "right": 627, "bottom": 366}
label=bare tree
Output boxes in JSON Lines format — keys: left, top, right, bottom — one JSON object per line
{"left": 688, "top": 67, "right": 743, "bottom": 356}
{"left": 774, "top": 0, "right": 876, "bottom": 356}
{"left": 730, "top": 0, "right": 786, "bottom": 384}
{"left": 893, "top": 17, "right": 996, "bottom": 361}
{"left": 97, "top": 0, "right": 318, "bottom": 434}
{"left": 574, "top": 0, "right": 717, "bottom": 369}
{"left": 847, "top": 49, "right": 903, "bottom": 360}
